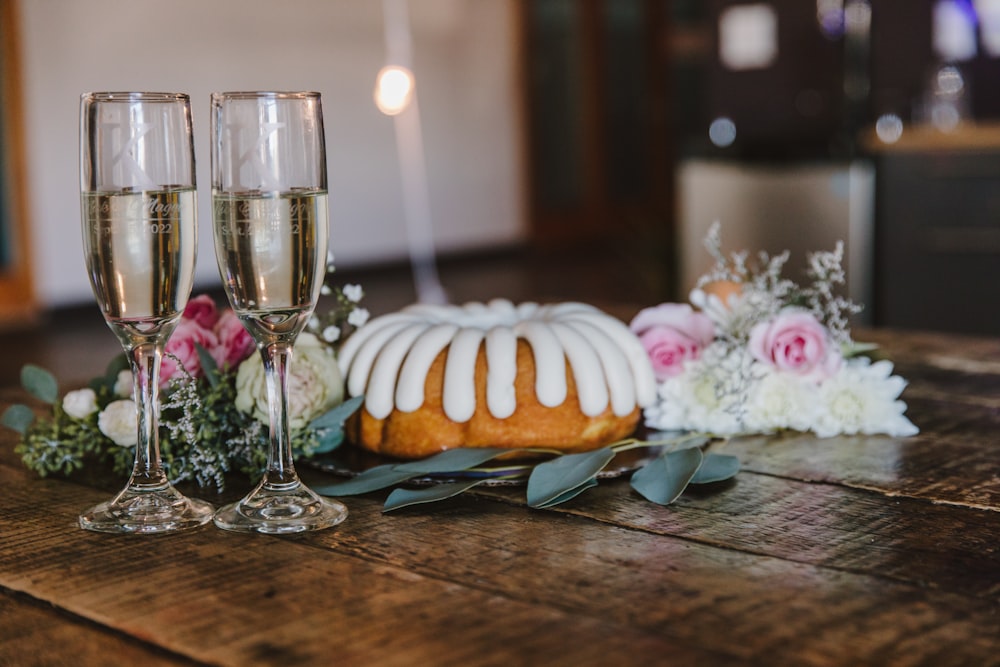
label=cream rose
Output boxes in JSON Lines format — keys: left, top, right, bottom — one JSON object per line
{"left": 98, "top": 399, "right": 138, "bottom": 447}
{"left": 114, "top": 370, "right": 133, "bottom": 398}
{"left": 63, "top": 388, "right": 99, "bottom": 419}
{"left": 234, "top": 333, "right": 345, "bottom": 430}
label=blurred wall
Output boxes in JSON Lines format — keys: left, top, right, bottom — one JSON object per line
{"left": 15, "top": 0, "right": 525, "bottom": 307}
{"left": 678, "top": 159, "right": 875, "bottom": 320}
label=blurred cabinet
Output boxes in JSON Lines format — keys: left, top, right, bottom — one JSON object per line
{"left": 872, "top": 125, "right": 1000, "bottom": 335}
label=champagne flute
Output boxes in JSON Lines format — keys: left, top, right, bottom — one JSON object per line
{"left": 79, "top": 92, "right": 214, "bottom": 533}
{"left": 210, "top": 91, "right": 348, "bottom": 533}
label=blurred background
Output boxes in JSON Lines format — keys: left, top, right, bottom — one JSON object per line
{"left": 2, "top": 0, "right": 1000, "bottom": 340}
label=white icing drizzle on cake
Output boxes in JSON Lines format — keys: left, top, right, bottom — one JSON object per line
{"left": 337, "top": 298, "right": 657, "bottom": 423}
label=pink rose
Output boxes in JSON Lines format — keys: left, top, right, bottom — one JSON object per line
{"left": 630, "top": 303, "right": 715, "bottom": 381}
{"left": 748, "top": 310, "right": 841, "bottom": 381}
{"left": 183, "top": 294, "right": 219, "bottom": 330}
{"left": 213, "top": 309, "right": 256, "bottom": 370}
{"left": 161, "top": 319, "right": 220, "bottom": 385}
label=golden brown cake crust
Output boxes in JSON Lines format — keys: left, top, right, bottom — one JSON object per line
{"left": 347, "top": 339, "right": 640, "bottom": 459}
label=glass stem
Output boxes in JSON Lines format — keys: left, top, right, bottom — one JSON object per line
{"left": 261, "top": 342, "right": 299, "bottom": 488}
{"left": 128, "top": 342, "right": 169, "bottom": 489}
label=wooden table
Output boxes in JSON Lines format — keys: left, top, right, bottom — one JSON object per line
{"left": 1, "top": 328, "right": 998, "bottom": 666}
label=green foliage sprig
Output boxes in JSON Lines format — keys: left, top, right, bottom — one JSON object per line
{"left": 312, "top": 435, "right": 739, "bottom": 512}
{"left": 1, "top": 353, "right": 362, "bottom": 492}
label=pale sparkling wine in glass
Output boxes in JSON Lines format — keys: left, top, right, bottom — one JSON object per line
{"left": 212, "top": 190, "right": 327, "bottom": 342}
{"left": 83, "top": 188, "right": 196, "bottom": 326}
{"left": 78, "top": 91, "right": 213, "bottom": 533}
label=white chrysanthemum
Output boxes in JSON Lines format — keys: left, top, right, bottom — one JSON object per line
{"left": 98, "top": 399, "right": 138, "bottom": 447}
{"left": 644, "top": 356, "right": 744, "bottom": 436}
{"left": 812, "top": 358, "right": 918, "bottom": 438}
{"left": 743, "top": 370, "right": 820, "bottom": 433}
{"left": 63, "top": 388, "right": 99, "bottom": 419}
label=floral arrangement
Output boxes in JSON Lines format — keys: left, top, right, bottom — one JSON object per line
{"left": 2, "top": 259, "right": 368, "bottom": 492}
{"left": 629, "top": 223, "right": 917, "bottom": 439}
{"left": 2, "top": 230, "right": 918, "bottom": 512}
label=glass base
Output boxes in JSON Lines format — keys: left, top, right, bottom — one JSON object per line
{"left": 79, "top": 485, "right": 215, "bottom": 534}
{"left": 213, "top": 479, "right": 348, "bottom": 534}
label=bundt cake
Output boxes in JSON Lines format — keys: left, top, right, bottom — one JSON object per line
{"left": 337, "top": 299, "right": 657, "bottom": 459}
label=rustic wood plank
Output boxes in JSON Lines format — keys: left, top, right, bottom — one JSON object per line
{"left": 3, "top": 328, "right": 1000, "bottom": 667}
{"left": 0, "top": 589, "right": 201, "bottom": 667}
{"left": 6, "top": 467, "right": 1000, "bottom": 667}
{"left": 715, "top": 425, "right": 1000, "bottom": 511}
{"left": 0, "top": 465, "right": 732, "bottom": 667}
{"left": 472, "top": 471, "right": 1000, "bottom": 598}
{"left": 313, "top": 493, "right": 1000, "bottom": 666}
{"left": 859, "top": 328, "right": 1000, "bottom": 376}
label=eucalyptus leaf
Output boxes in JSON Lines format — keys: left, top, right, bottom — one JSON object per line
{"left": 394, "top": 447, "right": 522, "bottom": 474}
{"left": 383, "top": 478, "right": 488, "bottom": 512}
{"left": 690, "top": 453, "right": 740, "bottom": 484}
{"left": 1, "top": 404, "right": 35, "bottom": 435}
{"left": 195, "top": 343, "right": 220, "bottom": 388}
{"left": 21, "top": 365, "right": 58, "bottom": 405}
{"left": 312, "top": 464, "right": 422, "bottom": 496}
{"left": 312, "top": 430, "right": 344, "bottom": 454}
{"left": 526, "top": 447, "right": 615, "bottom": 508}
{"left": 630, "top": 446, "right": 703, "bottom": 505}
{"left": 532, "top": 478, "right": 599, "bottom": 509}
{"left": 309, "top": 395, "right": 364, "bottom": 430}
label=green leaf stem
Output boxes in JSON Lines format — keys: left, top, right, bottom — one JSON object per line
{"left": 312, "top": 432, "right": 739, "bottom": 511}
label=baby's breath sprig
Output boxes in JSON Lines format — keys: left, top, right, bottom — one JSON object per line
{"left": 310, "top": 252, "right": 370, "bottom": 348}
{"left": 695, "top": 221, "right": 861, "bottom": 343}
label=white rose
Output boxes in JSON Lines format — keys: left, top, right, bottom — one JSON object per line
{"left": 234, "top": 333, "right": 345, "bottom": 430}
{"left": 114, "top": 370, "right": 133, "bottom": 398}
{"left": 62, "top": 388, "right": 98, "bottom": 419}
{"left": 98, "top": 399, "right": 138, "bottom": 447}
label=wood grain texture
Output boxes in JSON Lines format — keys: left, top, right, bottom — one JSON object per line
{"left": 2, "top": 329, "right": 1000, "bottom": 666}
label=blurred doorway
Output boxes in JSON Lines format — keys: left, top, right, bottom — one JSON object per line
{"left": 519, "top": 0, "right": 675, "bottom": 296}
